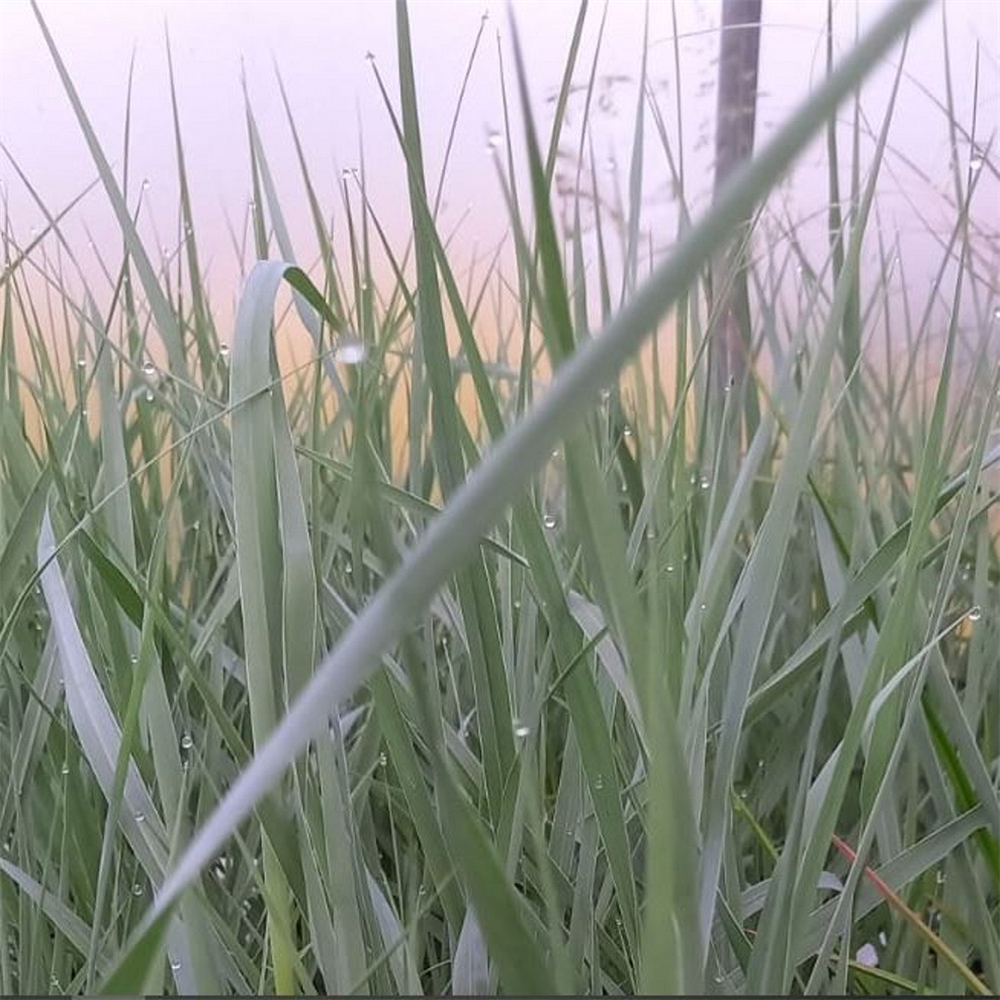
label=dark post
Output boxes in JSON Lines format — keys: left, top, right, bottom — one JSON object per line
{"left": 710, "top": 0, "right": 762, "bottom": 392}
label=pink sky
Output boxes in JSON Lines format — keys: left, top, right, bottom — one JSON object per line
{"left": 1, "top": 0, "right": 997, "bottom": 343}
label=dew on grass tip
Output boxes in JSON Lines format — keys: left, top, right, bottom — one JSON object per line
{"left": 967, "top": 605, "right": 982, "bottom": 622}
{"left": 335, "top": 338, "right": 366, "bottom": 365}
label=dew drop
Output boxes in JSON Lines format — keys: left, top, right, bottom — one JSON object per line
{"left": 968, "top": 605, "right": 982, "bottom": 622}
{"left": 134, "top": 811, "right": 146, "bottom": 824}
{"left": 699, "top": 476, "right": 711, "bottom": 490}
{"left": 132, "top": 882, "right": 143, "bottom": 897}
{"left": 542, "top": 513, "right": 558, "bottom": 530}
{"left": 142, "top": 360, "right": 156, "bottom": 377}
{"left": 993, "top": 306, "right": 1000, "bottom": 321}
{"left": 61, "top": 762, "right": 69, "bottom": 775}
{"left": 594, "top": 774, "right": 604, "bottom": 790}
{"left": 513, "top": 720, "right": 530, "bottom": 739}
{"left": 76, "top": 357, "right": 87, "bottom": 369}
{"left": 599, "top": 387, "right": 611, "bottom": 402}
{"left": 219, "top": 343, "right": 231, "bottom": 360}
{"left": 378, "top": 751, "right": 388, "bottom": 768}
{"left": 666, "top": 563, "right": 674, "bottom": 573}
{"left": 170, "top": 960, "right": 182, "bottom": 972}
{"left": 971, "top": 156, "right": 983, "bottom": 171}
{"left": 180, "top": 732, "right": 193, "bottom": 751}
{"left": 141, "top": 179, "right": 150, "bottom": 190}
{"left": 129, "top": 654, "right": 138, "bottom": 665}
{"left": 335, "top": 338, "right": 366, "bottom": 365}
{"left": 486, "top": 130, "right": 503, "bottom": 151}
{"left": 145, "top": 388, "right": 154, "bottom": 402}
{"left": 935, "top": 869, "right": 946, "bottom": 885}
{"left": 622, "top": 423, "right": 633, "bottom": 438}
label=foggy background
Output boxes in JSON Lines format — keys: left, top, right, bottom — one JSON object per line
{"left": 1, "top": 0, "right": 997, "bottom": 357}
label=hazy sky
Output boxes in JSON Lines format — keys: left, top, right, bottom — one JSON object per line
{"left": 1, "top": 0, "right": 997, "bottom": 330}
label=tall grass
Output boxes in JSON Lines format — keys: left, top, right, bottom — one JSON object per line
{"left": 2, "top": 0, "right": 998, "bottom": 994}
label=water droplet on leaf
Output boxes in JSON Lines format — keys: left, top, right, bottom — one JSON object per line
{"left": 335, "top": 338, "right": 366, "bottom": 365}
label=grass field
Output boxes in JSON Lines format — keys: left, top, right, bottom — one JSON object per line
{"left": 1, "top": 0, "right": 998, "bottom": 994}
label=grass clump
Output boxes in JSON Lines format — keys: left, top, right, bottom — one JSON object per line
{"left": 1, "top": 0, "right": 997, "bottom": 994}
